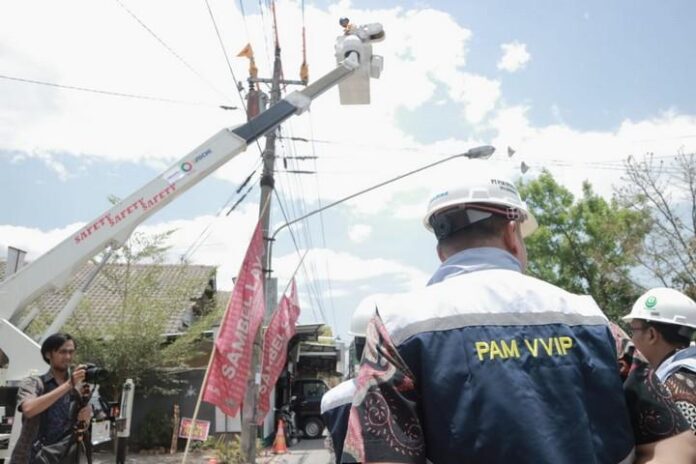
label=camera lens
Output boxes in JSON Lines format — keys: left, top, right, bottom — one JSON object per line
{"left": 84, "top": 364, "right": 108, "bottom": 383}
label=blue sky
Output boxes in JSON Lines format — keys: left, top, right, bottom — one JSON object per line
{"left": 2, "top": 0, "right": 696, "bottom": 340}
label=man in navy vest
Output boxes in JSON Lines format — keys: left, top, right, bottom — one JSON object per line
{"left": 343, "top": 168, "right": 636, "bottom": 463}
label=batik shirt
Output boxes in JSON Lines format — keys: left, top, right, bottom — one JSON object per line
{"left": 609, "top": 323, "right": 690, "bottom": 443}
{"left": 10, "top": 371, "right": 77, "bottom": 464}
{"left": 653, "top": 345, "right": 696, "bottom": 431}
{"left": 665, "top": 370, "right": 696, "bottom": 430}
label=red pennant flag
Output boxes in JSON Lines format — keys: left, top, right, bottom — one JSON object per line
{"left": 257, "top": 280, "right": 301, "bottom": 423}
{"left": 203, "top": 223, "right": 265, "bottom": 417}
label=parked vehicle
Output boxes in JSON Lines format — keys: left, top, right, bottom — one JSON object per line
{"left": 291, "top": 379, "right": 329, "bottom": 439}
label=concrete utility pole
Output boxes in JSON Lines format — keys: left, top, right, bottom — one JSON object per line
{"left": 241, "top": 39, "right": 306, "bottom": 463}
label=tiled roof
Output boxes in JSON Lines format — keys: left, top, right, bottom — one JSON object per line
{"left": 1, "top": 261, "right": 216, "bottom": 334}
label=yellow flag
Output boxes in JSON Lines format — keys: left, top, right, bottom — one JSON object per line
{"left": 237, "top": 43, "right": 254, "bottom": 59}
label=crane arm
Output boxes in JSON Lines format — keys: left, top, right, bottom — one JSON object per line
{"left": 0, "top": 22, "right": 384, "bottom": 325}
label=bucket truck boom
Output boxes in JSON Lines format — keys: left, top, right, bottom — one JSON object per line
{"left": 0, "top": 22, "right": 384, "bottom": 460}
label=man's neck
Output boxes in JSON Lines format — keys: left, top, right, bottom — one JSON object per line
{"left": 50, "top": 367, "right": 68, "bottom": 384}
{"left": 650, "top": 345, "right": 680, "bottom": 370}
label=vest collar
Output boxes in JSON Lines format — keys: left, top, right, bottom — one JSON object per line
{"left": 428, "top": 247, "right": 521, "bottom": 286}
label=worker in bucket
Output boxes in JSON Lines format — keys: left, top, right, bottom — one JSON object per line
{"left": 321, "top": 294, "right": 387, "bottom": 463}
{"left": 623, "top": 288, "right": 696, "bottom": 429}
{"left": 342, "top": 166, "right": 636, "bottom": 463}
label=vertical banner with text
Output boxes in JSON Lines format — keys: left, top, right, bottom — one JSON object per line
{"left": 257, "top": 280, "right": 301, "bottom": 423}
{"left": 203, "top": 223, "right": 265, "bottom": 417}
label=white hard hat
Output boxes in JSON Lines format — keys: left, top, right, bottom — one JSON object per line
{"left": 423, "top": 172, "right": 537, "bottom": 240}
{"left": 350, "top": 294, "right": 391, "bottom": 337}
{"left": 622, "top": 288, "right": 696, "bottom": 330}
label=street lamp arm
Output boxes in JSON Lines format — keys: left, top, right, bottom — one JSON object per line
{"left": 267, "top": 147, "right": 494, "bottom": 274}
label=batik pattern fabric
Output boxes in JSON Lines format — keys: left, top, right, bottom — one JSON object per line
{"left": 342, "top": 313, "right": 425, "bottom": 464}
{"left": 609, "top": 322, "right": 690, "bottom": 444}
{"left": 664, "top": 369, "right": 696, "bottom": 430}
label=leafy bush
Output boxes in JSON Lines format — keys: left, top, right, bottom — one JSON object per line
{"left": 213, "top": 436, "right": 244, "bottom": 464}
{"left": 211, "top": 436, "right": 263, "bottom": 464}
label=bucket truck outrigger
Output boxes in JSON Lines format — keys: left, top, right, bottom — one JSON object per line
{"left": 0, "top": 22, "right": 384, "bottom": 460}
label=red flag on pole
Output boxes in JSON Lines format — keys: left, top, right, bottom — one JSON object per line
{"left": 203, "top": 223, "right": 265, "bottom": 417}
{"left": 257, "top": 280, "right": 301, "bottom": 423}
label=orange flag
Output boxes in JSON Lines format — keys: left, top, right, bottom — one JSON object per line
{"left": 237, "top": 43, "right": 254, "bottom": 59}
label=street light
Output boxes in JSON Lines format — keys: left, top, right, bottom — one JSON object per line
{"left": 266, "top": 145, "right": 495, "bottom": 274}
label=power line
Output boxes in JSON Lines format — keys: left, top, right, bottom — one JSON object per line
{"left": 257, "top": 0, "right": 274, "bottom": 71}
{"left": 280, "top": 136, "right": 696, "bottom": 161}
{"left": 308, "top": 110, "right": 338, "bottom": 331}
{"left": 273, "top": 188, "right": 329, "bottom": 324}
{"left": 237, "top": 0, "right": 252, "bottom": 45}
{"left": 280, "top": 126, "right": 332, "bottom": 325}
{"left": 203, "top": 0, "right": 245, "bottom": 108}
{"left": 0, "top": 74, "right": 230, "bottom": 108}
{"left": 179, "top": 162, "right": 261, "bottom": 262}
{"left": 113, "top": 0, "right": 234, "bottom": 105}
{"left": 203, "top": 0, "right": 265, "bottom": 158}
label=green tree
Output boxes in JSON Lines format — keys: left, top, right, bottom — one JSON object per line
{"left": 66, "top": 230, "right": 216, "bottom": 398}
{"left": 519, "top": 171, "right": 651, "bottom": 321}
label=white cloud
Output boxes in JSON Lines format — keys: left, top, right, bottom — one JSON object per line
{"left": 489, "top": 106, "right": 696, "bottom": 198}
{"left": 273, "top": 248, "right": 430, "bottom": 291}
{"left": 448, "top": 73, "right": 501, "bottom": 123}
{"left": 0, "top": 1, "right": 490, "bottom": 189}
{"left": 0, "top": 223, "right": 84, "bottom": 261}
{"left": 0, "top": 209, "right": 427, "bottom": 292}
{"left": 35, "top": 152, "right": 70, "bottom": 181}
{"left": 497, "top": 41, "right": 531, "bottom": 73}
{"left": 5, "top": 2, "right": 696, "bottom": 338}
{"left": 348, "top": 224, "right": 372, "bottom": 243}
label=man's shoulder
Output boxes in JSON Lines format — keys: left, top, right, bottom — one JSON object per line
{"left": 321, "top": 379, "right": 356, "bottom": 414}
{"left": 377, "top": 270, "right": 606, "bottom": 345}
{"left": 18, "top": 373, "right": 46, "bottom": 393}
{"left": 404, "top": 268, "right": 594, "bottom": 304}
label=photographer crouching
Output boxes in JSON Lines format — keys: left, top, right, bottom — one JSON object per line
{"left": 10, "top": 333, "right": 95, "bottom": 464}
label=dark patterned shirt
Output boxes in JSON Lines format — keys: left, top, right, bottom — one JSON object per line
{"left": 664, "top": 369, "right": 696, "bottom": 431}
{"left": 9, "top": 371, "right": 77, "bottom": 464}
{"left": 610, "top": 323, "right": 690, "bottom": 444}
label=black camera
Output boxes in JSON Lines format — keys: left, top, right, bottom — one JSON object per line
{"left": 84, "top": 363, "right": 108, "bottom": 383}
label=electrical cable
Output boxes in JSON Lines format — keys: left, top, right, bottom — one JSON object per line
{"left": 278, "top": 128, "right": 330, "bottom": 323}
{"left": 113, "top": 0, "right": 235, "bottom": 105}
{"left": 203, "top": 0, "right": 265, "bottom": 158}
{"left": 273, "top": 187, "right": 329, "bottom": 324}
{"left": 257, "top": 0, "right": 274, "bottom": 70}
{"left": 179, "top": 162, "right": 261, "bottom": 262}
{"left": 0, "top": 74, "right": 227, "bottom": 108}
{"left": 307, "top": 111, "right": 338, "bottom": 330}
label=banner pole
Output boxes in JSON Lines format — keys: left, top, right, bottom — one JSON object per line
{"left": 181, "top": 202, "right": 270, "bottom": 464}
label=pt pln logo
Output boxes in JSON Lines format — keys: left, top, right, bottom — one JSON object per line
{"left": 645, "top": 296, "right": 657, "bottom": 309}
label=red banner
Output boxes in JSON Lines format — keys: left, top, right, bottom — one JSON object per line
{"left": 178, "top": 418, "right": 211, "bottom": 441}
{"left": 257, "top": 279, "right": 301, "bottom": 423}
{"left": 203, "top": 223, "right": 265, "bottom": 417}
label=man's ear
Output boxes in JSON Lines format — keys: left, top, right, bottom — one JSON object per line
{"left": 502, "top": 221, "right": 519, "bottom": 255}
{"left": 647, "top": 326, "right": 660, "bottom": 345}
